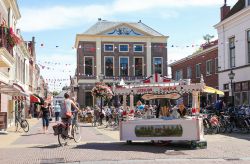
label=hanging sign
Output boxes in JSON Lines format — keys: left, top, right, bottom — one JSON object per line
{"left": 142, "top": 93, "right": 181, "bottom": 100}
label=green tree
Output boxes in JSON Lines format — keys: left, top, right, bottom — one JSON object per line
{"left": 203, "top": 34, "right": 214, "bottom": 44}
{"left": 52, "top": 91, "right": 59, "bottom": 96}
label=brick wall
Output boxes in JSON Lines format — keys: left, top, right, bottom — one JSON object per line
{"left": 171, "top": 47, "right": 218, "bottom": 88}
{"left": 101, "top": 42, "right": 147, "bottom": 76}
{"left": 151, "top": 43, "right": 168, "bottom": 76}
{"left": 77, "top": 41, "right": 96, "bottom": 79}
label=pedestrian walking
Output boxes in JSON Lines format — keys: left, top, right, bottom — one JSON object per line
{"left": 54, "top": 102, "right": 61, "bottom": 122}
{"left": 38, "top": 101, "right": 51, "bottom": 134}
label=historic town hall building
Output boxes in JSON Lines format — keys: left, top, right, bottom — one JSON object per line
{"left": 75, "top": 19, "right": 168, "bottom": 107}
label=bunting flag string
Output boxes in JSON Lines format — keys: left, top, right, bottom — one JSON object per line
{"left": 38, "top": 63, "right": 73, "bottom": 73}
{"left": 36, "top": 41, "right": 208, "bottom": 50}
{"left": 38, "top": 61, "right": 74, "bottom": 66}
{"left": 78, "top": 43, "right": 211, "bottom": 49}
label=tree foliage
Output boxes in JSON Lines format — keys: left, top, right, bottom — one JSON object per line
{"left": 203, "top": 34, "right": 214, "bottom": 43}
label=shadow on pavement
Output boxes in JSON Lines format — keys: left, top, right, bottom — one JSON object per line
{"left": 221, "top": 133, "right": 250, "bottom": 141}
{"left": 21, "top": 132, "right": 44, "bottom": 136}
{"left": 73, "top": 142, "right": 191, "bottom": 154}
{"left": 30, "top": 144, "right": 60, "bottom": 149}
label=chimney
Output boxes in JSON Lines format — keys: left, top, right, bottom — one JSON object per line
{"left": 220, "top": 0, "right": 230, "bottom": 21}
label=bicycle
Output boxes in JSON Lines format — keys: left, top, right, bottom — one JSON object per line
{"left": 54, "top": 111, "right": 81, "bottom": 146}
{"left": 13, "top": 111, "right": 29, "bottom": 133}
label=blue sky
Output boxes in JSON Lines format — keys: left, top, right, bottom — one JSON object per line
{"left": 17, "top": 0, "right": 238, "bottom": 91}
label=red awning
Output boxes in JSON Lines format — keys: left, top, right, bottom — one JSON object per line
{"left": 30, "top": 95, "right": 40, "bottom": 103}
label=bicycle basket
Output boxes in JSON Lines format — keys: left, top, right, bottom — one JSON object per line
{"left": 52, "top": 124, "right": 60, "bottom": 135}
{"left": 53, "top": 123, "right": 68, "bottom": 136}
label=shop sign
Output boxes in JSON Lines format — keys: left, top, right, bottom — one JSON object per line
{"left": 135, "top": 124, "right": 183, "bottom": 137}
{"left": 142, "top": 93, "right": 181, "bottom": 100}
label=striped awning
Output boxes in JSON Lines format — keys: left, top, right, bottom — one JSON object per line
{"left": 0, "top": 81, "right": 29, "bottom": 100}
{"left": 12, "top": 96, "right": 27, "bottom": 101}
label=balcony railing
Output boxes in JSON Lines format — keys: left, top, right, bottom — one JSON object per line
{"left": 79, "top": 75, "right": 145, "bottom": 82}
{"left": 104, "top": 76, "right": 145, "bottom": 81}
{"left": 0, "top": 27, "right": 14, "bottom": 55}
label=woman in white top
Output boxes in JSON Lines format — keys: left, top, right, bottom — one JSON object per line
{"left": 61, "top": 93, "right": 79, "bottom": 137}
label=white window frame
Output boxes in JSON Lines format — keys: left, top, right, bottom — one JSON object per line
{"left": 215, "top": 58, "right": 218, "bottom": 74}
{"left": 187, "top": 67, "right": 192, "bottom": 79}
{"left": 104, "top": 56, "right": 114, "bottom": 77}
{"left": 133, "top": 57, "right": 144, "bottom": 76}
{"left": 153, "top": 57, "right": 163, "bottom": 74}
{"left": 247, "top": 30, "right": 250, "bottom": 64}
{"left": 175, "top": 69, "right": 183, "bottom": 81}
{"left": 104, "top": 44, "right": 114, "bottom": 52}
{"left": 133, "top": 44, "right": 144, "bottom": 52}
{"left": 206, "top": 59, "right": 212, "bottom": 76}
{"left": 229, "top": 36, "right": 235, "bottom": 68}
{"left": 119, "top": 56, "right": 129, "bottom": 76}
{"left": 195, "top": 63, "right": 201, "bottom": 78}
{"left": 84, "top": 56, "right": 94, "bottom": 75}
{"left": 119, "top": 44, "right": 129, "bottom": 52}
{"left": 242, "top": 91, "right": 249, "bottom": 105}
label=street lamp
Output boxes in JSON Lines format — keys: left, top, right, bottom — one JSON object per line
{"left": 98, "top": 73, "right": 104, "bottom": 125}
{"left": 228, "top": 70, "right": 235, "bottom": 107}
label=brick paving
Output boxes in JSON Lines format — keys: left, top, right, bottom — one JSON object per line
{"left": 0, "top": 120, "right": 250, "bottom": 164}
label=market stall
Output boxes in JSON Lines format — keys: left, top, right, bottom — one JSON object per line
{"left": 113, "top": 74, "right": 224, "bottom": 148}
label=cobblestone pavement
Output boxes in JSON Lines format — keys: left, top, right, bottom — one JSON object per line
{"left": 0, "top": 120, "right": 250, "bottom": 164}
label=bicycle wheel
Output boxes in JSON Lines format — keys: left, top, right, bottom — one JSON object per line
{"left": 21, "top": 120, "right": 29, "bottom": 133}
{"left": 73, "top": 124, "right": 81, "bottom": 143}
{"left": 219, "top": 121, "right": 226, "bottom": 133}
{"left": 226, "top": 122, "right": 233, "bottom": 133}
{"left": 58, "top": 131, "right": 69, "bottom": 146}
{"left": 203, "top": 118, "right": 210, "bottom": 135}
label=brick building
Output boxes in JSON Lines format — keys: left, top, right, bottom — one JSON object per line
{"left": 169, "top": 41, "right": 218, "bottom": 106}
{"left": 75, "top": 19, "right": 168, "bottom": 107}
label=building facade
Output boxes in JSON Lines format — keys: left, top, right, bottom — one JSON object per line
{"left": 215, "top": 0, "right": 250, "bottom": 106}
{"left": 170, "top": 41, "right": 219, "bottom": 106}
{"left": 0, "top": 0, "right": 23, "bottom": 129}
{"left": 0, "top": 0, "right": 42, "bottom": 130}
{"left": 75, "top": 20, "right": 168, "bottom": 107}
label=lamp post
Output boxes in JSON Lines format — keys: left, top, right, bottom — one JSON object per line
{"left": 98, "top": 73, "right": 104, "bottom": 125}
{"left": 228, "top": 70, "right": 235, "bottom": 107}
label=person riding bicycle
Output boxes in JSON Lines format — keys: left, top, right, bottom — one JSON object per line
{"left": 71, "top": 97, "right": 80, "bottom": 125}
{"left": 61, "top": 93, "right": 79, "bottom": 137}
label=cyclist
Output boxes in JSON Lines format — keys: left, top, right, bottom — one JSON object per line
{"left": 61, "top": 93, "right": 79, "bottom": 137}
{"left": 71, "top": 97, "right": 80, "bottom": 126}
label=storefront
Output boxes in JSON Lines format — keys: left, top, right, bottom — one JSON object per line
{"left": 0, "top": 81, "right": 29, "bottom": 131}
{"left": 223, "top": 80, "right": 250, "bottom": 106}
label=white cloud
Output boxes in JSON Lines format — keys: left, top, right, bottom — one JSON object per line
{"left": 19, "top": 0, "right": 236, "bottom": 32}
{"left": 19, "top": 5, "right": 111, "bottom": 32}
{"left": 113, "top": 0, "right": 222, "bottom": 12}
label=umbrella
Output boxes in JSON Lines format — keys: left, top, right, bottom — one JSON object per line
{"left": 30, "top": 94, "right": 41, "bottom": 103}
{"left": 203, "top": 86, "right": 224, "bottom": 95}
{"left": 33, "top": 94, "right": 45, "bottom": 105}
